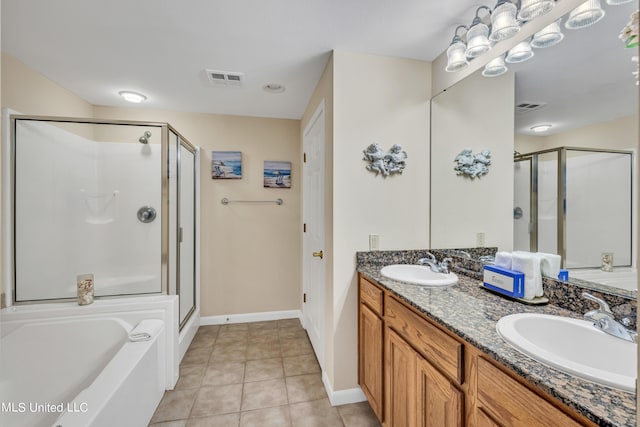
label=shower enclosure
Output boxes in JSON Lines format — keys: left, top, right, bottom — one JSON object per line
{"left": 7, "top": 116, "right": 198, "bottom": 329}
{"left": 514, "top": 147, "right": 633, "bottom": 269}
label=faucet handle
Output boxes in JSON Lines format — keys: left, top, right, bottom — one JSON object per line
{"left": 582, "top": 292, "right": 613, "bottom": 315}
{"left": 425, "top": 252, "right": 437, "bottom": 262}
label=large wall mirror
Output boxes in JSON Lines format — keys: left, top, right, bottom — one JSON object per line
{"left": 431, "top": 1, "right": 638, "bottom": 296}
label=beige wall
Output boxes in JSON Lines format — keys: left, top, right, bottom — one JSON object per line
{"left": 431, "top": 70, "right": 515, "bottom": 251}
{"left": 515, "top": 114, "right": 639, "bottom": 153}
{"left": 2, "top": 54, "right": 302, "bottom": 317}
{"left": 301, "top": 50, "right": 431, "bottom": 393}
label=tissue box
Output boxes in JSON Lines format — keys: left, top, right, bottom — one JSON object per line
{"left": 483, "top": 265, "right": 525, "bottom": 298}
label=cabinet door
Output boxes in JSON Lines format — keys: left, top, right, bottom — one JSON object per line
{"left": 386, "top": 328, "right": 417, "bottom": 427}
{"left": 416, "top": 357, "right": 464, "bottom": 427}
{"left": 476, "top": 407, "right": 502, "bottom": 427}
{"left": 359, "top": 303, "right": 384, "bottom": 421}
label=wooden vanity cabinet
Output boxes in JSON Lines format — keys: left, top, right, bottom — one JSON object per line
{"left": 358, "top": 277, "right": 384, "bottom": 421}
{"left": 357, "top": 273, "right": 597, "bottom": 427}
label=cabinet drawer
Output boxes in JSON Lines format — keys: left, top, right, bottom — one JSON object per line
{"left": 360, "top": 276, "right": 383, "bottom": 316}
{"left": 385, "top": 295, "right": 464, "bottom": 384}
{"left": 477, "top": 356, "right": 585, "bottom": 427}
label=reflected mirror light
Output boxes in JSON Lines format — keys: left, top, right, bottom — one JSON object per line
{"left": 565, "top": 0, "right": 606, "bottom": 29}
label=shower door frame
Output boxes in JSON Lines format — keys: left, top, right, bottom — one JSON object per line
{"left": 8, "top": 115, "right": 196, "bottom": 314}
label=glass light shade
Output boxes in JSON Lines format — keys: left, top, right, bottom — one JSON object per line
{"left": 506, "top": 41, "right": 535, "bottom": 63}
{"left": 565, "top": 0, "right": 605, "bottom": 29}
{"left": 531, "top": 19, "right": 565, "bottom": 48}
{"left": 518, "top": 0, "right": 555, "bottom": 21}
{"left": 118, "top": 91, "right": 147, "bottom": 103}
{"left": 490, "top": 1, "right": 520, "bottom": 42}
{"left": 466, "top": 23, "right": 492, "bottom": 58}
{"left": 446, "top": 41, "right": 469, "bottom": 72}
{"left": 606, "top": 0, "right": 633, "bottom": 4}
{"left": 482, "top": 55, "right": 508, "bottom": 77}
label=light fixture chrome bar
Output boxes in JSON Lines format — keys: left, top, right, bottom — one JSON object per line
{"left": 221, "top": 198, "right": 284, "bottom": 206}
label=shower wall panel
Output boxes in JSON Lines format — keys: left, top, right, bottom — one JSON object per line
{"left": 14, "top": 120, "right": 162, "bottom": 301}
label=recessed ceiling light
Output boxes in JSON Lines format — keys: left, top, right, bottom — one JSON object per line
{"left": 263, "top": 83, "right": 285, "bottom": 94}
{"left": 118, "top": 91, "right": 147, "bottom": 103}
{"left": 531, "top": 124, "right": 552, "bottom": 133}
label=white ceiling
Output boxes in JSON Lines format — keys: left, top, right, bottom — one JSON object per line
{"left": 1, "top": 0, "right": 486, "bottom": 119}
{"left": 3, "top": 0, "right": 637, "bottom": 129}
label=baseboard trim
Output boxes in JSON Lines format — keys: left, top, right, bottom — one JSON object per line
{"left": 200, "top": 309, "right": 301, "bottom": 326}
{"left": 322, "top": 370, "right": 366, "bottom": 406}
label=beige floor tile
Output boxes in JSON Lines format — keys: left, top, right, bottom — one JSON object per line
{"left": 286, "top": 374, "right": 327, "bottom": 403}
{"left": 337, "top": 402, "right": 381, "bottom": 427}
{"left": 241, "top": 378, "right": 289, "bottom": 411}
{"left": 201, "top": 361, "right": 245, "bottom": 386}
{"left": 215, "top": 333, "right": 248, "bottom": 346}
{"left": 150, "top": 389, "right": 198, "bottom": 423}
{"left": 195, "top": 325, "right": 220, "bottom": 337}
{"left": 220, "top": 323, "right": 249, "bottom": 332}
{"left": 277, "top": 318, "right": 303, "bottom": 329}
{"left": 244, "top": 358, "right": 284, "bottom": 382}
{"left": 247, "top": 342, "right": 282, "bottom": 360}
{"left": 278, "top": 329, "right": 308, "bottom": 341}
{"left": 185, "top": 413, "right": 240, "bottom": 427}
{"left": 209, "top": 342, "right": 248, "bottom": 362}
{"left": 248, "top": 328, "right": 279, "bottom": 341}
{"left": 175, "top": 365, "right": 206, "bottom": 390}
{"left": 283, "top": 354, "right": 321, "bottom": 377}
{"left": 281, "top": 338, "right": 313, "bottom": 357}
{"left": 289, "top": 398, "right": 344, "bottom": 427}
{"left": 149, "top": 420, "right": 188, "bottom": 427}
{"left": 248, "top": 320, "right": 279, "bottom": 331}
{"left": 240, "top": 405, "right": 292, "bottom": 427}
{"left": 190, "top": 384, "right": 243, "bottom": 417}
{"left": 187, "top": 336, "right": 216, "bottom": 351}
{"left": 181, "top": 347, "right": 214, "bottom": 368}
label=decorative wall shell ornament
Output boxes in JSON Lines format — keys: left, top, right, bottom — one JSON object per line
{"left": 363, "top": 143, "right": 407, "bottom": 177}
{"left": 454, "top": 148, "right": 492, "bottom": 179}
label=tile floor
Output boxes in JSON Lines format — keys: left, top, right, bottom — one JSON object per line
{"left": 149, "top": 318, "right": 381, "bottom": 427}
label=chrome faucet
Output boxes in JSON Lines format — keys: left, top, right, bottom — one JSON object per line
{"left": 417, "top": 253, "right": 453, "bottom": 274}
{"left": 582, "top": 293, "right": 637, "bottom": 343}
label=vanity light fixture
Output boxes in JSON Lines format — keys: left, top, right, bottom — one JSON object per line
{"left": 531, "top": 19, "right": 565, "bottom": 48}
{"left": 465, "top": 6, "right": 493, "bottom": 58}
{"left": 490, "top": 0, "right": 520, "bottom": 42}
{"left": 518, "top": 0, "right": 555, "bottom": 22}
{"left": 531, "top": 124, "right": 552, "bottom": 132}
{"left": 445, "top": 25, "right": 470, "bottom": 72}
{"left": 482, "top": 54, "right": 509, "bottom": 77}
{"left": 565, "top": 0, "right": 606, "bottom": 30}
{"left": 606, "top": 0, "right": 634, "bottom": 5}
{"left": 506, "top": 39, "right": 535, "bottom": 63}
{"left": 118, "top": 91, "right": 147, "bottom": 103}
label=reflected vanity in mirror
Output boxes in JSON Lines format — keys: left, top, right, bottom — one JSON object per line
{"left": 431, "top": 1, "right": 638, "bottom": 297}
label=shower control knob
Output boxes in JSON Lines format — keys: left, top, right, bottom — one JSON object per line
{"left": 137, "top": 206, "right": 157, "bottom": 223}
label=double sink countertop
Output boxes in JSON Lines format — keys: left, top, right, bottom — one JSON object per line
{"left": 357, "top": 262, "right": 636, "bottom": 427}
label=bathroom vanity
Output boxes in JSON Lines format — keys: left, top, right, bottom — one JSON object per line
{"left": 357, "top": 255, "right": 636, "bottom": 427}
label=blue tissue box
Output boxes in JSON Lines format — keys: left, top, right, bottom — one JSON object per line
{"left": 483, "top": 265, "right": 525, "bottom": 298}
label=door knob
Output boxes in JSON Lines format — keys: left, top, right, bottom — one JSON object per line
{"left": 312, "top": 250, "right": 324, "bottom": 259}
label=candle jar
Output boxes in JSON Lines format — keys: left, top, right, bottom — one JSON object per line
{"left": 77, "top": 274, "right": 94, "bottom": 305}
{"left": 601, "top": 253, "right": 614, "bottom": 272}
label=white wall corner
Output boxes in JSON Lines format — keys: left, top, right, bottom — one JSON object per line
{"left": 200, "top": 309, "right": 302, "bottom": 326}
{"left": 322, "top": 369, "right": 366, "bottom": 406}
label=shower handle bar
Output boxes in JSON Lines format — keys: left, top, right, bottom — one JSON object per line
{"left": 221, "top": 198, "right": 283, "bottom": 206}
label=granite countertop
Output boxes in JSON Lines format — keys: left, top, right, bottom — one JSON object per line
{"left": 358, "top": 263, "right": 636, "bottom": 427}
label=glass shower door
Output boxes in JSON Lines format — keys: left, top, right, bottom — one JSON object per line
{"left": 178, "top": 141, "right": 196, "bottom": 327}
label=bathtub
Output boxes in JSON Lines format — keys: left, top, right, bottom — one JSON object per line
{"left": 0, "top": 295, "right": 179, "bottom": 427}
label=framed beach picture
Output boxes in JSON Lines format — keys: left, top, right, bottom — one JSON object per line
{"left": 212, "top": 151, "right": 242, "bottom": 179}
{"left": 264, "top": 161, "right": 291, "bottom": 188}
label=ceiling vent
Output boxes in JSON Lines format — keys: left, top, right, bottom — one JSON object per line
{"left": 515, "top": 102, "right": 547, "bottom": 114}
{"left": 205, "top": 69, "right": 244, "bottom": 87}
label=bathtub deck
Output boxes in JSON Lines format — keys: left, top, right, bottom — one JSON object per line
{"left": 148, "top": 318, "right": 377, "bottom": 426}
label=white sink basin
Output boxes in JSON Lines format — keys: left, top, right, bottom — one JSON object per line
{"left": 380, "top": 264, "right": 458, "bottom": 287}
{"left": 497, "top": 313, "right": 637, "bottom": 392}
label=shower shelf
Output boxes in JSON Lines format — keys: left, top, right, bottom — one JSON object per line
{"left": 221, "top": 197, "right": 283, "bottom": 206}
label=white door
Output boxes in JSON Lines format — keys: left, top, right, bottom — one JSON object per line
{"left": 302, "top": 102, "right": 326, "bottom": 369}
